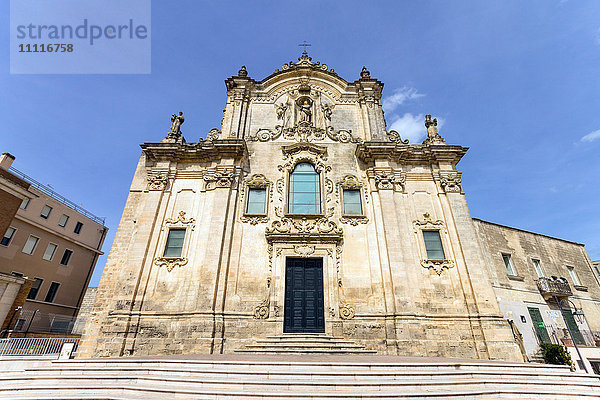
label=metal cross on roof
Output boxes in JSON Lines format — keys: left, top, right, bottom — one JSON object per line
{"left": 298, "top": 41, "right": 311, "bottom": 56}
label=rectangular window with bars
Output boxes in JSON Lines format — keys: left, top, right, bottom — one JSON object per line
{"left": 423, "top": 231, "right": 445, "bottom": 260}
{"left": 246, "top": 188, "right": 267, "bottom": 214}
{"left": 163, "top": 229, "right": 186, "bottom": 258}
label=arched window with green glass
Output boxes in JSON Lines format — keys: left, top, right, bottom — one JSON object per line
{"left": 288, "top": 162, "right": 321, "bottom": 214}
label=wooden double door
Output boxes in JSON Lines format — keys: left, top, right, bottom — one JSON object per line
{"left": 284, "top": 258, "right": 325, "bottom": 333}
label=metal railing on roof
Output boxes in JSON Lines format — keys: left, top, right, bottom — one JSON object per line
{"left": 9, "top": 166, "right": 106, "bottom": 225}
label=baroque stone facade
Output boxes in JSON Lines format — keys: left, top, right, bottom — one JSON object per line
{"left": 79, "top": 54, "right": 525, "bottom": 361}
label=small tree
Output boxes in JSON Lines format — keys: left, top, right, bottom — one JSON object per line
{"left": 540, "top": 343, "right": 573, "bottom": 367}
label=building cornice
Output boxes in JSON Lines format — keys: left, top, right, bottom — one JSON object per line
{"left": 355, "top": 141, "right": 469, "bottom": 165}
{"left": 141, "top": 139, "right": 248, "bottom": 163}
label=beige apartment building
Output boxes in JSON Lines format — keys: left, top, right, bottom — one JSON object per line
{"left": 0, "top": 154, "right": 107, "bottom": 335}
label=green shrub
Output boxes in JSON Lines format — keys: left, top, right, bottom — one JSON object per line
{"left": 540, "top": 343, "right": 573, "bottom": 366}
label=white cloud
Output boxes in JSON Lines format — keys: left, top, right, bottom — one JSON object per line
{"left": 388, "top": 113, "right": 445, "bottom": 144}
{"left": 382, "top": 87, "right": 424, "bottom": 112}
{"left": 580, "top": 129, "right": 600, "bottom": 143}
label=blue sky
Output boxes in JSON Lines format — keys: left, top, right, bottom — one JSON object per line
{"left": 1, "top": 1, "right": 599, "bottom": 287}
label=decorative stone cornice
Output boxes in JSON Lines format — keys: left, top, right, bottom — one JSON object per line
{"left": 249, "top": 122, "right": 360, "bottom": 144}
{"left": 265, "top": 216, "right": 343, "bottom": 244}
{"left": 154, "top": 257, "right": 188, "bottom": 273}
{"left": 440, "top": 171, "right": 463, "bottom": 193}
{"left": 165, "top": 210, "right": 196, "bottom": 227}
{"left": 421, "top": 259, "right": 455, "bottom": 276}
{"left": 146, "top": 173, "right": 168, "bottom": 191}
{"left": 141, "top": 139, "right": 247, "bottom": 163}
{"left": 412, "top": 212, "right": 445, "bottom": 232}
{"left": 355, "top": 141, "right": 468, "bottom": 165}
{"left": 367, "top": 168, "right": 405, "bottom": 192}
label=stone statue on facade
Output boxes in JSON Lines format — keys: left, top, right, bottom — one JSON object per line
{"left": 423, "top": 114, "right": 446, "bottom": 145}
{"left": 170, "top": 112, "right": 185, "bottom": 134}
{"left": 163, "top": 111, "right": 186, "bottom": 144}
{"left": 276, "top": 103, "right": 288, "bottom": 121}
{"left": 298, "top": 99, "right": 312, "bottom": 123}
{"left": 321, "top": 103, "right": 333, "bottom": 121}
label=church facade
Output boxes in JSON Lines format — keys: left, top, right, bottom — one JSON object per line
{"left": 79, "top": 54, "right": 545, "bottom": 361}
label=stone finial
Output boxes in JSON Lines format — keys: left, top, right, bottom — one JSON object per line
{"left": 423, "top": 114, "right": 446, "bottom": 145}
{"left": 238, "top": 65, "right": 248, "bottom": 77}
{"left": 360, "top": 66, "right": 371, "bottom": 79}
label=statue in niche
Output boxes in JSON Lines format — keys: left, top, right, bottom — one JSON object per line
{"left": 170, "top": 111, "right": 185, "bottom": 134}
{"left": 297, "top": 98, "right": 312, "bottom": 124}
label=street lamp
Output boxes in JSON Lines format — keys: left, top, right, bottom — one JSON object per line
{"left": 553, "top": 296, "right": 589, "bottom": 374}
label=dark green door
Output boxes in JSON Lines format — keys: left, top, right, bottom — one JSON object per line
{"left": 562, "top": 309, "right": 586, "bottom": 345}
{"left": 528, "top": 307, "right": 551, "bottom": 344}
{"left": 284, "top": 258, "right": 325, "bottom": 333}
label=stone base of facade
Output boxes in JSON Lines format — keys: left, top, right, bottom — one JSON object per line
{"left": 80, "top": 312, "right": 523, "bottom": 362}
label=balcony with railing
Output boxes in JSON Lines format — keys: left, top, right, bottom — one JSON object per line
{"left": 537, "top": 276, "right": 572, "bottom": 299}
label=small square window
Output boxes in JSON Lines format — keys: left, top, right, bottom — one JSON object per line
{"left": 60, "top": 249, "right": 73, "bottom": 266}
{"left": 20, "top": 198, "right": 30, "bottom": 210}
{"left": 163, "top": 229, "right": 185, "bottom": 258}
{"left": 1, "top": 227, "right": 16, "bottom": 246}
{"left": 40, "top": 205, "right": 52, "bottom": 219}
{"left": 58, "top": 214, "right": 69, "bottom": 227}
{"left": 532, "top": 259, "right": 544, "bottom": 278}
{"left": 342, "top": 189, "right": 362, "bottom": 215}
{"left": 22, "top": 235, "right": 39, "bottom": 255}
{"left": 11, "top": 272, "right": 24, "bottom": 278}
{"left": 74, "top": 222, "right": 83, "bottom": 234}
{"left": 423, "top": 231, "right": 445, "bottom": 260}
{"left": 27, "top": 277, "right": 43, "bottom": 300}
{"left": 44, "top": 282, "right": 60, "bottom": 303}
{"left": 246, "top": 188, "right": 267, "bottom": 214}
{"left": 567, "top": 266, "right": 581, "bottom": 286}
{"left": 502, "top": 254, "right": 516, "bottom": 276}
{"left": 43, "top": 243, "right": 58, "bottom": 261}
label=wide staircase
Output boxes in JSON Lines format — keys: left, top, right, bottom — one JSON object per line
{"left": 234, "top": 333, "right": 377, "bottom": 354}
{"left": 1, "top": 354, "right": 600, "bottom": 399}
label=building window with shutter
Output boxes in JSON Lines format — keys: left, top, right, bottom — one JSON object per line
{"left": 43, "top": 243, "right": 58, "bottom": 261}
{"left": 423, "top": 231, "right": 445, "bottom": 260}
{"left": 1, "top": 227, "right": 16, "bottom": 246}
{"left": 40, "top": 205, "right": 52, "bottom": 219}
{"left": 58, "top": 214, "right": 69, "bottom": 227}
{"left": 74, "top": 221, "right": 83, "bottom": 234}
{"left": 22, "top": 235, "right": 39, "bottom": 255}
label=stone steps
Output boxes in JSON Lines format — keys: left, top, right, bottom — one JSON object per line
{"left": 234, "top": 333, "right": 377, "bottom": 354}
{"left": 1, "top": 355, "right": 600, "bottom": 399}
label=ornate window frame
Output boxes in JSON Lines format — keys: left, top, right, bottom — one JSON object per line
{"left": 154, "top": 211, "right": 196, "bottom": 272}
{"left": 412, "top": 213, "right": 454, "bottom": 275}
{"left": 240, "top": 174, "right": 272, "bottom": 225}
{"left": 277, "top": 143, "right": 331, "bottom": 219}
{"left": 338, "top": 175, "right": 368, "bottom": 225}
